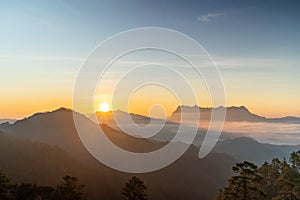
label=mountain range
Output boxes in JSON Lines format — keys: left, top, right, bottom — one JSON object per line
{"left": 0, "top": 108, "right": 236, "bottom": 199}
{"left": 0, "top": 106, "right": 299, "bottom": 199}
{"left": 169, "top": 105, "right": 300, "bottom": 123}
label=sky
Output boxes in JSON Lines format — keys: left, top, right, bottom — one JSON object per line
{"left": 1, "top": 0, "right": 300, "bottom": 119}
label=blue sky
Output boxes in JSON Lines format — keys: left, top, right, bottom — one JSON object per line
{"left": 1, "top": 0, "right": 300, "bottom": 118}
{"left": 1, "top": 0, "right": 300, "bottom": 57}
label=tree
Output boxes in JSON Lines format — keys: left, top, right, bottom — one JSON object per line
{"left": 0, "top": 170, "right": 11, "bottom": 199}
{"left": 275, "top": 163, "right": 300, "bottom": 200}
{"left": 215, "top": 189, "right": 225, "bottom": 200}
{"left": 50, "top": 176, "right": 85, "bottom": 200}
{"left": 257, "top": 161, "right": 281, "bottom": 199}
{"left": 290, "top": 151, "right": 300, "bottom": 171}
{"left": 222, "top": 161, "right": 265, "bottom": 200}
{"left": 121, "top": 176, "right": 148, "bottom": 200}
{"left": 216, "top": 152, "right": 300, "bottom": 200}
{"left": 13, "top": 183, "right": 54, "bottom": 200}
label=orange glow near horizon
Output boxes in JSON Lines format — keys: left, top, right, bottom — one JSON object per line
{"left": 1, "top": 101, "right": 300, "bottom": 120}
{"left": 127, "top": 84, "right": 179, "bottom": 119}
{"left": 0, "top": 91, "right": 72, "bottom": 119}
{"left": 0, "top": 90, "right": 300, "bottom": 119}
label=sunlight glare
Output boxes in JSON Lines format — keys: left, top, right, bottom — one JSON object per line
{"left": 99, "top": 102, "right": 110, "bottom": 112}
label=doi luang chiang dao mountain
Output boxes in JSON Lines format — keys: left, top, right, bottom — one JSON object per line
{"left": 1, "top": 0, "right": 300, "bottom": 200}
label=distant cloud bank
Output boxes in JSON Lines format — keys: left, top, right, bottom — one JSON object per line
{"left": 197, "top": 12, "right": 224, "bottom": 22}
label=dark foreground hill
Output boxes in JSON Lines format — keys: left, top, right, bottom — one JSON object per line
{"left": 0, "top": 131, "right": 110, "bottom": 200}
{"left": 0, "top": 109, "right": 237, "bottom": 200}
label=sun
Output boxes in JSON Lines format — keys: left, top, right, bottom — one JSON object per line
{"left": 99, "top": 102, "right": 110, "bottom": 112}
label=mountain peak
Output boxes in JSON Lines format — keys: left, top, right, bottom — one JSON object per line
{"left": 227, "top": 105, "right": 249, "bottom": 112}
{"left": 173, "top": 105, "right": 251, "bottom": 113}
{"left": 55, "top": 107, "right": 73, "bottom": 112}
{"left": 11, "top": 107, "right": 75, "bottom": 126}
{"left": 170, "top": 105, "right": 266, "bottom": 122}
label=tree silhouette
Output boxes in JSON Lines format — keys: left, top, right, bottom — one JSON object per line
{"left": 290, "top": 150, "right": 300, "bottom": 171}
{"left": 215, "top": 189, "right": 225, "bottom": 200}
{"left": 275, "top": 155, "right": 300, "bottom": 200}
{"left": 216, "top": 152, "right": 300, "bottom": 200}
{"left": 50, "top": 175, "right": 85, "bottom": 200}
{"left": 121, "top": 176, "right": 148, "bottom": 200}
{"left": 0, "top": 170, "right": 11, "bottom": 199}
{"left": 257, "top": 160, "right": 280, "bottom": 199}
{"left": 0, "top": 172, "right": 86, "bottom": 200}
{"left": 222, "top": 161, "right": 265, "bottom": 200}
{"left": 13, "top": 183, "right": 54, "bottom": 200}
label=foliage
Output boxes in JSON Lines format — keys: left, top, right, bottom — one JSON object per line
{"left": 13, "top": 183, "right": 54, "bottom": 200}
{"left": 0, "top": 170, "right": 11, "bottom": 199}
{"left": 121, "top": 176, "right": 148, "bottom": 200}
{"left": 50, "top": 176, "right": 85, "bottom": 200}
{"left": 0, "top": 172, "right": 85, "bottom": 200}
{"left": 290, "top": 151, "right": 300, "bottom": 171}
{"left": 222, "top": 161, "right": 265, "bottom": 199}
{"left": 216, "top": 151, "right": 300, "bottom": 200}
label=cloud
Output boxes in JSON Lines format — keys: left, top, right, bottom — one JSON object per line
{"left": 212, "top": 57, "right": 283, "bottom": 69}
{"left": 0, "top": 54, "right": 84, "bottom": 62}
{"left": 197, "top": 12, "right": 224, "bottom": 22}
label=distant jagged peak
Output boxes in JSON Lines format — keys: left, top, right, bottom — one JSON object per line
{"left": 227, "top": 105, "right": 248, "bottom": 111}
{"left": 170, "top": 105, "right": 268, "bottom": 122}
{"left": 173, "top": 105, "right": 251, "bottom": 113}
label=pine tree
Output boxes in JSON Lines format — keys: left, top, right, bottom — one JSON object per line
{"left": 216, "top": 152, "right": 300, "bottom": 200}
{"left": 290, "top": 151, "right": 300, "bottom": 171}
{"left": 121, "top": 176, "right": 148, "bottom": 200}
{"left": 50, "top": 176, "right": 85, "bottom": 200}
{"left": 223, "top": 161, "right": 265, "bottom": 200}
{"left": 257, "top": 160, "right": 280, "bottom": 199}
{"left": 0, "top": 170, "right": 11, "bottom": 199}
{"left": 275, "top": 154, "right": 300, "bottom": 200}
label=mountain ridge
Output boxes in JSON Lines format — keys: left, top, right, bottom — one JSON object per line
{"left": 3, "top": 105, "right": 300, "bottom": 127}
{"left": 170, "top": 105, "right": 300, "bottom": 123}
{"left": 0, "top": 109, "right": 238, "bottom": 200}
{"left": 1, "top": 107, "right": 299, "bottom": 164}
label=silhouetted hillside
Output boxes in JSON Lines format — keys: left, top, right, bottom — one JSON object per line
{"left": 0, "top": 108, "right": 168, "bottom": 158}
{"left": 0, "top": 131, "right": 87, "bottom": 185}
{"left": 0, "top": 109, "right": 238, "bottom": 199}
{"left": 0, "top": 131, "right": 111, "bottom": 200}
{"left": 212, "top": 137, "right": 300, "bottom": 164}
{"left": 0, "top": 108, "right": 101, "bottom": 165}
{"left": 95, "top": 110, "right": 165, "bottom": 125}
